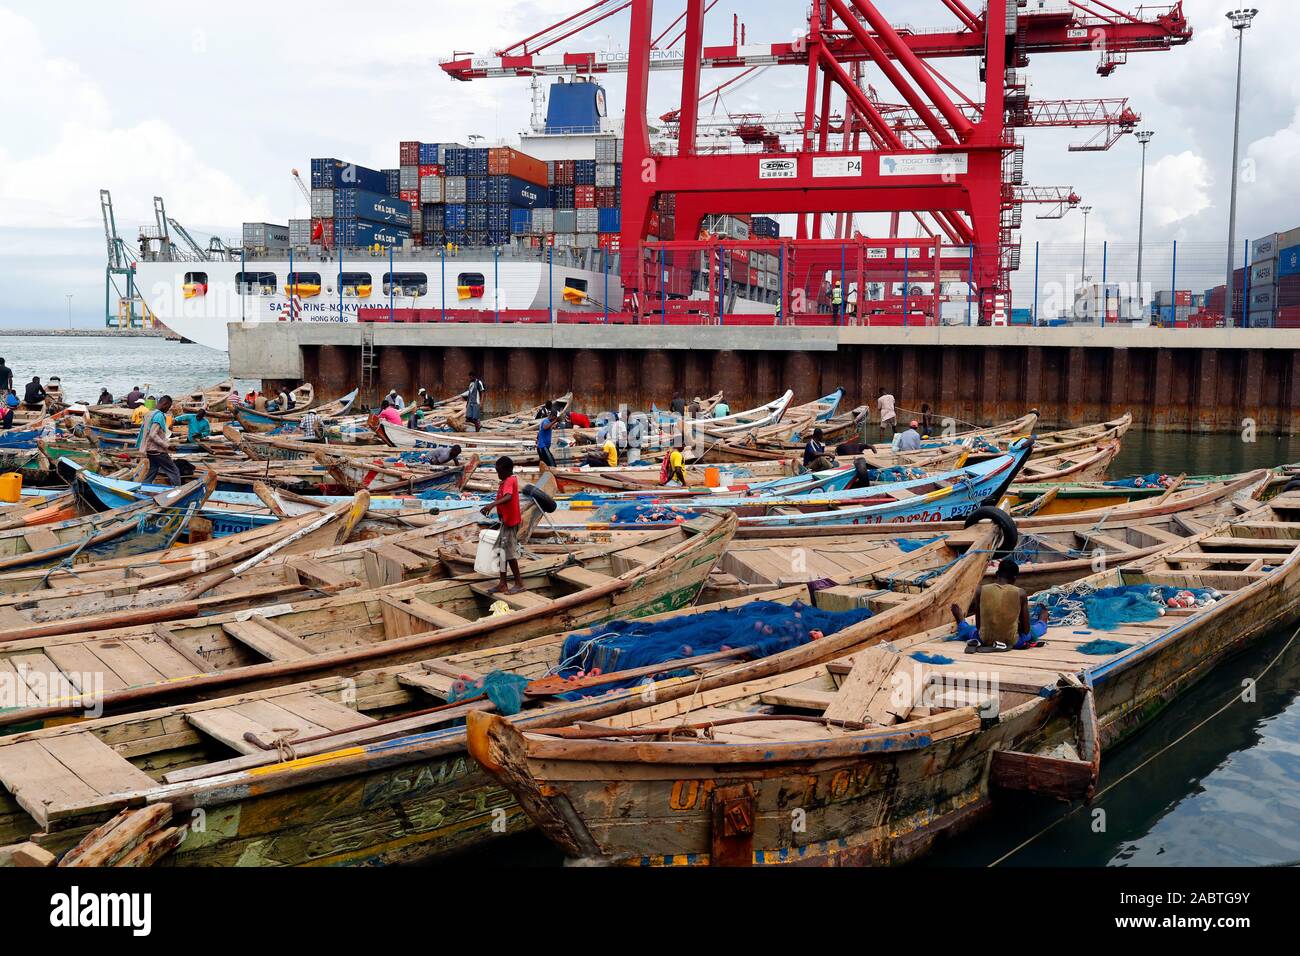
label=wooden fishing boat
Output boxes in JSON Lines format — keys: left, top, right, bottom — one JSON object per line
{"left": 0, "top": 514, "right": 1003, "bottom": 866}
{"left": 235, "top": 388, "right": 358, "bottom": 434}
{"left": 0, "top": 513, "right": 734, "bottom": 735}
{"left": 478, "top": 392, "right": 572, "bottom": 432}
{"left": 0, "top": 473, "right": 213, "bottom": 572}
{"left": 968, "top": 411, "right": 1134, "bottom": 462}
{"left": 704, "top": 482, "right": 1263, "bottom": 601}
{"left": 733, "top": 468, "right": 1272, "bottom": 539}
{"left": 465, "top": 491, "right": 1300, "bottom": 867}
{"left": 180, "top": 379, "right": 235, "bottom": 413}
{"left": 1009, "top": 440, "right": 1121, "bottom": 484}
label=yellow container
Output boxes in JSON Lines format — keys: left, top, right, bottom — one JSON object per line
{"left": 704, "top": 467, "right": 721, "bottom": 488}
{"left": 0, "top": 472, "right": 22, "bottom": 503}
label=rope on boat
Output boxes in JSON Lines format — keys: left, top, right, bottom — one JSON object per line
{"left": 987, "top": 621, "right": 1300, "bottom": 867}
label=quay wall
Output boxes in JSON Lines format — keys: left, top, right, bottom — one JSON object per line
{"left": 228, "top": 323, "right": 1300, "bottom": 434}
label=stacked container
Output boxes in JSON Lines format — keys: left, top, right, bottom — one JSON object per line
{"left": 242, "top": 222, "right": 290, "bottom": 251}
{"left": 1249, "top": 233, "right": 1280, "bottom": 328}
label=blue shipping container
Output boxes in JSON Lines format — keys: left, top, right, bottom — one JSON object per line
{"left": 510, "top": 208, "right": 532, "bottom": 235}
{"left": 575, "top": 160, "right": 597, "bottom": 185}
{"left": 554, "top": 185, "right": 575, "bottom": 209}
{"left": 597, "top": 208, "right": 621, "bottom": 233}
{"left": 444, "top": 148, "right": 468, "bottom": 177}
{"left": 1281, "top": 245, "right": 1300, "bottom": 277}
{"left": 310, "top": 158, "right": 387, "bottom": 194}
{"left": 467, "top": 205, "right": 488, "bottom": 231}
{"left": 418, "top": 142, "right": 440, "bottom": 165}
{"left": 443, "top": 204, "right": 468, "bottom": 231}
{"left": 334, "top": 218, "right": 409, "bottom": 247}
{"left": 467, "top": 177, "right": 489, "bottom": 204}
{"left": 384, "top": 169, "right": 401, "bottom": 197}
{"left": 487, "top": 175, "right": 549, "bottom": 209}
{"left": 466, "top": 149, "right": 490, "bottom": 176}
{"left": 334, "top": 189, "right": 411, "bottom": 228}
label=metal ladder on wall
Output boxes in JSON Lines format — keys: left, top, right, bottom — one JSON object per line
{"left": 359, "top": 322, "right": 377, "bottom": 398}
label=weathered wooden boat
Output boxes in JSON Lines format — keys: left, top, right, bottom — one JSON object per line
{"left": 704, "top": 480, "right": 1265, "bottom": 601}
{"left": 0, "top": 473, "right": 213, "bottom": 572}
{"left": 477, "top": 392, "right": 573, "bottom": 432}
{"left": 0, "top": 513, "right": 734, "bottom": 736}
{"left": 732, "top": 468, "right": 1272, "bottom": 538}
{"left": 1010, "top": 440, "right": 1121, "bottom": 485}
{"left": 0, "top": 513, "right": 1003, "bottom": 866}
{"left": 181, "top": 379, "right": 235, "bottom": 413}
{"left": 465, "top": 490, "right": 1300, "bottom": 866}
{"left": 235, "top": 388, "right": 358, "bottom": 434}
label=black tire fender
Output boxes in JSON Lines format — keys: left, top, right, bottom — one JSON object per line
{"left": 964, "top": 506, "right": 1018, "bottom": 556}
{"left": 522, "top": 483, "right": 558, "bottom": 514}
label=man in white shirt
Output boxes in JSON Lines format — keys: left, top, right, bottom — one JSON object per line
{"left": 877, "top": 389, "right": 897, "bottom": 437}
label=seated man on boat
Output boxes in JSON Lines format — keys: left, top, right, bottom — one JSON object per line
{"left": 582, "top": 437, "right": 619, "bottom": 468}
{"left": 803, "top": 428, "right": 836, "bottom": 472}
{"left": 480, "top": 456, "right": 527, "bottom": 595}
{"left": 174, "top": 409, "right": 211, "bottom": 443}
{"left": 22, "top": 376, "right": 47, "bottom": 411}
{"left": 0, "top": 390, "right": 14, "bottom": 430}
{"left": 97, "top": 387, "right": 113, "bottom": 405}
{"left": 952, "top": 559, "right": 1048, "bottom": 653}
{"left": 661, "top": 442, "right": 687, "bottom": 485}
{"left": 124, "top": 385, "right": 143, "bottom": 409}
{"left": 895, "top": 421, "right": 923, "bottom": 452}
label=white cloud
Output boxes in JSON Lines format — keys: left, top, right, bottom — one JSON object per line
{"left": 1148, "top": 150, "right": 1213, "bottom": 227}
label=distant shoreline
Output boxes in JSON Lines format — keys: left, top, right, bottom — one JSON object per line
{"left": 0, "top": 328, "right": 168, "bottom": 338}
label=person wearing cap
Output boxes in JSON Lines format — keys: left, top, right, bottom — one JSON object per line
{"left": 896, "top": 420, "right": 922, "bottom": 452}
{"left": 386, "top": 388, "right": 405, "bottom": 411}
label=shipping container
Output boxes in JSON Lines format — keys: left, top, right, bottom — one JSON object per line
{"left": 597, "top": 208, "right": 621, "bottom": 233}
{"left": 574, "top": 234, "right": 598, "bottom": 250}
{"left": 311, "top": 158, "right": 387, "bottom": 194}
{"left": 444, "top": 176, "right": 468, "bottom": 205}
{"left": 384, "top": 169, "right": 401, "bottom": 197}
{"left": 486, "top": 175, "right": 549, "bottom": 208}
{"left": 555, "top": 209, "right": 578, "bottom": 233}
{"left": 575, "top": 185, "right": 597, "bottom": 208}
{"left": 576, "top": 208, "right": 600, "bottom": 233}
{"left": 1277, "top": 226, "right": 1300, "bottom": 251}
{"left": 553, "top": 184, "right": 576, "bottom": 209}
{"left": 418, "top": 142, "right": 439, "bottom": 165}
{"left": 575, "top": 160, "right": 597, "bottom": 185}
{"left": 595, "top": 163, "right": 618, "bottom": 187}
{"left": 531, "top": 208, "right": 555, "bottom": 234}
{"left": 312, "top": 218, "right": 333, "bottom": 247}
{"left": 334, "top": 218, "right": 410, "bottom": 248}
{"left": 242, "top": 222, "right": 290, "bottom": 248}
{"left": 1247, "top": 311, "right": 1273, "bottom": 329}
{"left": 595, "top": 186, "right": 618, "bottom": 208}
{"left": 1251, "top": 260, "right": 1279, "bottom": 286}
{"left": 399, "top": 166, "right": 419, "bottom": 191}
{"left": 310, "top": 189, "right": 334, "bottom": 219}
{"left": 420, "top": 177, "right": 445, "bottom": 204}
{"left": 1252, "top": 233, "right": 1280, "bottom": 263}
{"left": 552, "top": 160, "right": 576, "bottom": 186}
{"left": 444, "top": 205, "right": 469, "bottom": 232}
{"left": 399, "top": 189, "right": 419, "bottom": 204}
{"left": 1280, "top": 245, "right": 1300, "bottom": 277}
{"left": 334, "top": 189, "right": 412, "bottom": 227}
{"left": 467, "top": 176, "right": 489, "bottom": 204}
{"left": 399, "top": 142, "right": 421, "bottom": 167}
{"left": 510, "top": 208, "right": 532, "bottom": 236}
{"left": 288, "top": 219, "right": 313, "bottom": 247}
{"left": 487, "top": 147, "right": 548, "bottom": 186}
{"left": 466, "top": 148, "right": 490, "bottom": 176}
{"left": 1248, "top": 285, "right": 1278, "bottom": 311}
{"left": 445, "top": 148, "right": 468, "bottom": 177}
{"left": 595, "top": 137, "right": 619, "bottom": 164}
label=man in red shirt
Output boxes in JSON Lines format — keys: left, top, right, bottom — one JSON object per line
{"left": 480, "top": 456, "right": 526, "bottom": 594}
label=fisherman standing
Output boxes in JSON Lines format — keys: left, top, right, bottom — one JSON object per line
{"left": 140, "top": 395, "right": 182, "bottom": 486}
{"left": 876, "top": 388, "right": 897, "bottom": 437}
{"left": 480, "top": 456, "right": 527, "bottom": 595}
{"left": 460, "top": 373, "right": 486, "bottom": 431}
{"left": 0, "top": 359, "right": 13, "bottom": 394}
{"left": 536, "top": 410, "right": 558, "bottom": 467}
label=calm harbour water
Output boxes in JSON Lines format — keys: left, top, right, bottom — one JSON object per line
{"left": 0, "top": 335, "right": 254, "bottom": 403}
{"left": 8, "top": 334, "right": 1298, "bottom": 867}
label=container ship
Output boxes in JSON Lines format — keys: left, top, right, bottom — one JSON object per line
{"left": 133, "top": 78, "right": 782, "bottom": 353}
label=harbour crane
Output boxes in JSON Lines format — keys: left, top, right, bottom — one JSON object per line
{"left": 444, "top": 0, "right": 1192, "bottom": 322}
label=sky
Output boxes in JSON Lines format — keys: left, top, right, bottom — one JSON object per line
{"left": 0, "top": 0, "right": 1296, "bottom": 326}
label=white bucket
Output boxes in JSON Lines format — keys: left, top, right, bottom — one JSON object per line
{"left": 474, "top": 528, "right": 504, "bottom": 575}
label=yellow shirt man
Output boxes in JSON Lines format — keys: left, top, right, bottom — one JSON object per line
{"left": 603, "top": 440, "right": 618, "bottom": 468}
{"left": 130, "top": 405, "right": 147, "bottom": 426}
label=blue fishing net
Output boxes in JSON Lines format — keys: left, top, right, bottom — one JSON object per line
{"left": 870, "top": 466, "right": 926, "bottom": 483}
{"left": 553, "top": 601, "right": 874, "bottom": 698}
{"left": 895, "top": 535, "right": 946, "bottom": 553}
{"left": 1032, "top": 584, "right": 1222, "bottom": 631}
{"left": 590, "top": 503, "right": 701, "bottom": 524}
{"left": 911, "top": 651, "right": 954, "bottom": 665}
{"left": 1103, "top": 474, "right": 1170, "bottom": 489}
{"left": 447, "top": 671, "right": 531, "bottom": 715}
{"left": 1077, "top": 639, "right": 1133, "bottom": 656}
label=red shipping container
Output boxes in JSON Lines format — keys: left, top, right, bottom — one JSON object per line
{"left": 1175, "top": 290, "right": 1192, "bottom": 307}
{"left": 552, "top": 160, "right": 575, "bottom": 186}
{"left": 595, "top": 187, "right": 618, "bottom": 207}
{"left": 487, "top": 147, "right": 548, "bottom": 186}
{"left": 399, "top": 141, "right": 421, "bottom": 166}
{"left": 399, "top": 190, "right": 419, "bottom": 203}
{"left": 418, "top": 164, "right": 440, "bottom": 179}
{"left": 598, "top": 234, "right": 621, "bottom": 252}
{"left": 575, "top": 185, "right": 597, "bottom": 208}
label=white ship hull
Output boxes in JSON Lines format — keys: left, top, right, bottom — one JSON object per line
{"left": 135, "top": 255, "right": 627, "bottom": 354}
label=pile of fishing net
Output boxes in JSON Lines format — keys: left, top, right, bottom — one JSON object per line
{"left": 1002, "top": 532, "right": 1091, "bottom": 566}
{"left": 1032, "top": 582, "right": 1223, "bottom": 631}
{"left": 589, "top": 502, "right": 701, "bottom": 524}
{"left": 1104, "top": 474, "right": 1174, "bottom": 489}
{"left": 552, "top": 600, "right": 875, "bottom": 699}
{"left": 870, "top": 466, "right": 927, "bottom": 484}
{"left": 894, "top": 534, "right": 947, "bottom": 554}
{"left": 447, "top": 671, "right": 531, "bottom": 714}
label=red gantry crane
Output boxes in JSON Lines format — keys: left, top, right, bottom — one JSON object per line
{"left": 442, "top": 0, "right": 1190, "bottom": 323}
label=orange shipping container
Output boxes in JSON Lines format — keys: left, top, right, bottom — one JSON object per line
{"left": 487, "top": 147, "right": 547, "bottom": 187}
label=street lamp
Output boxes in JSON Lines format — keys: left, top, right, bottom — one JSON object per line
{"left": 1080, "top": 205, "right": 1094, "bottom": 282}
{"left": 1225, "top": 8, "right": 1258, "bottom": 327}
{"left": 1135, "top": 130, "right": 1154, "bottom": 310}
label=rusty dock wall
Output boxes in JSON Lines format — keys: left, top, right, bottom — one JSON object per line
{"left": 229, "top": 324, "right": 1300, "bottom": 434}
